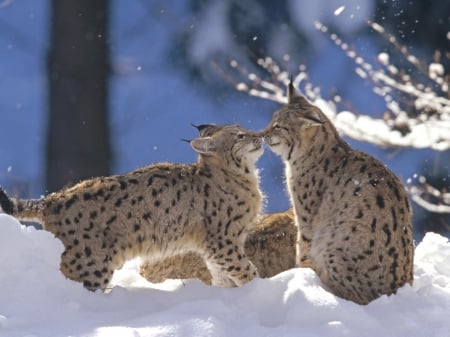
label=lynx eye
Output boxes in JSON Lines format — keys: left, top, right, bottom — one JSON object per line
{"left": 236, "top": 133, "right": 246, "bottom": 139}
{"left": 272, "top": 123, "right": 281, "bottom": 130}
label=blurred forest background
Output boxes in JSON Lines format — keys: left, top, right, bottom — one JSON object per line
{"left": 0, "top": 0, "right": 448, "bottom": 241}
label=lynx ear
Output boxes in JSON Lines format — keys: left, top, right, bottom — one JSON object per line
{"left": 190, "top": 137, "right": 217, "bottom": 155}
{"left": 287, "top": 81, "right": 310, "bottom": 107}
{"left": 302, "top": 107, "right": 324, "bottom": 126}
{"left": 191, "top": 123, "right": 218, "bottom": 137}
{"left": 287, "top": 81, "right": 324, "bottom": 126}
{"left": 288, "top": 80, "right": 302, "bottom": 103}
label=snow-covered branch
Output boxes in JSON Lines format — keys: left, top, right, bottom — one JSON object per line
{"left": 226, "top": 21, "right": 450, "bottom": 214}
{"left": 228, "top": 22, "right": 450, "bottom": 151}
{"left": 409, "top": 178, "right": 450, "bottom": 213}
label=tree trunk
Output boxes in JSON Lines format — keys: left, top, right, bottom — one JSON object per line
{"left": 46, "top": 0, "right": 111, "bottom": 192}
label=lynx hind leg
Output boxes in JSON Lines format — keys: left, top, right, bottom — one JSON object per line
{"left": 311, "top": 222, "right": 389, "bottom": 305}
{"left": 60, "top": 247, "right": 114, "bottom": 291}
{"left": 205, "top": 243, "right": 259, "bottom": 287}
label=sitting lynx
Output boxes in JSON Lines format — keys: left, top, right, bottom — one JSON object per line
{"left": 140, "top": 209, "right": 296, "bottom": 284}
{"left": 0, "top": 124, "right": 264, "bottom": 290}
{"left": 262, "top": 82, "right": 414, "bottom": 304}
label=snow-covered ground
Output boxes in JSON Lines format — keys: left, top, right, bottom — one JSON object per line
{"left": 1, "top": 214, "right": 449, "bottom": 337}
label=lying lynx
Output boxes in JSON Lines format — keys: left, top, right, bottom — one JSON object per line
{"left": 140, "top": 209, "right": 296, "bottom": 284}
{"left": 0, "top": 124, "right": 264, "bottom": 290}
{"left": 262, "top": 83, "right": 414, "bottom": 304}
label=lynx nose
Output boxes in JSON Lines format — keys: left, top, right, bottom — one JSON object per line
{"left": 253, "top": 137, "right": 262, "bottom": 147}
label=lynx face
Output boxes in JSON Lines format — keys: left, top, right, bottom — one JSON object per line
{"left": 263, "top": 101, "right": 324, "bottom": 162}
{"left": 191, "top": 124, "right": 263, "bottom": 175}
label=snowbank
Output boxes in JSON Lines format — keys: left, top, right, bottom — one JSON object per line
{"left": 0, "top": 214, "right": 449, "bottom": 337}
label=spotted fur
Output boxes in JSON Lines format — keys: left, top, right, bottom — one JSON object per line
{"left": 140, "top": 209, "right": 296, "bottom": 284}
{"left": 0, "top": 124, "right": 264, "bottom": 290}
{"left": 262, "top": 83, "right": 414, "bottom": 304}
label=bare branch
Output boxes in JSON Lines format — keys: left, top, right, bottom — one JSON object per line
{"left": 409, "top": 180, "right": 450, "bottom": 213}
{"left": 226, "top": 22, "right": 450, "bottom": 151}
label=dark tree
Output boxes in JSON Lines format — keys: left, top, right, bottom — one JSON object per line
{"left": 46, "top": 0, "right": 111, "bottom": 192}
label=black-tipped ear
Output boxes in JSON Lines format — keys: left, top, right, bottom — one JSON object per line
{"left": 191, "top": 123, "right": 210, "bottom": 132}
{"left": 191, "top": 123, "right": 218, "bottom": 137}
{"left": 190, "top": 137, "right": 217, "bottom": 155}
{"left": 287, "top": 82, "right": 324, "bottom": 125}
{"left": 287, "top": 81, "right": 310, "bottom": 107}
{"left": 288, "top": 80, "right": 301, "bottom": 104}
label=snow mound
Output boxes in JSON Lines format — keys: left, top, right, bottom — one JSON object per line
{"left": 1, "top": 214, "right": 449, "bottom": 337}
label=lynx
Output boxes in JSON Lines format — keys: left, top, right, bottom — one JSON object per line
{"left": 138, "top": 124, "right": 296, "bottom": 285}
{"left": 262, "top": 82, "right": 414, "bottom": 304}
{"left": 0, "top": 124, "right": 264, "bottom": 290}
{"left": 140, "top": 209, "right": 296, "bottom": 284}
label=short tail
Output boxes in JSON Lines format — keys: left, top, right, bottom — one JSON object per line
{"left": 0, "top": 187, "right": 44, "bottom": 223}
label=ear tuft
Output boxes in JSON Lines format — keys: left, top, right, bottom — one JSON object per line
{"left": 287, "top": 81, "right": 310, "bottom": 107}
{"left": 192, "top": 123, "right": 216, "bottom": 133}
{"left": 191, "top": 123, "right": 220, "bottom": 137}
{"left": 287, "top": 80, "right": 297, "bottom": 103}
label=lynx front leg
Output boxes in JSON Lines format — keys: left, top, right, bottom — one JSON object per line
{"left": 59, "top": 243, "right": 115, "bottom": 291}
{"left": 297, "top": 229, "right": 314, "bottom": 268}
{"left": 205, "top": 243, "right": 259, "bottom": 287}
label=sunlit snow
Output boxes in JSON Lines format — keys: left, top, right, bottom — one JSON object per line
{"left": 1, "top": 214, "right": 450, "bottom": 337}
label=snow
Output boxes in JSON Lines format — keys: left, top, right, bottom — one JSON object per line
{"left": 429, "top": 63, "right": 445, "bottom": 78}
{"left": 288, "top": 0, "right": 374, "bottom": 39}
{"left": 377, "top": 52, "right": 390, "bottom": 66}
{"left": 334, "top": 6, "right": 346, "bottom": 16}
{"left": 1, "top": 214, "right": 450, "bottom": 337}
